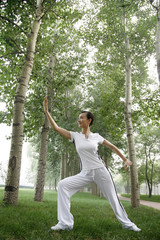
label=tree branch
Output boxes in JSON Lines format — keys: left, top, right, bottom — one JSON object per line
{"left": 0, "top": 15, "right": 28, "bottom": 35}
{"left": 26, "top": 0, "right": 36, "bottom": 9}
{"left": 7, "top": 36, "right": 24, "bottom": 52}
{"left": 0, "top": 51, "right": 24, "bottom": 59}
{"left": 149, "top": 0, "right": 158, "bottom": 11}
{"left": 38, "top": 0, "right": 57, "bottom": 21}
{"left": 50, "top": 10, "right": 64, "bottom": 19}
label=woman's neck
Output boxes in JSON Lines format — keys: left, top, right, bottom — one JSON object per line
{"left": 82, "top": 127, "right": 90, "bottom": 137}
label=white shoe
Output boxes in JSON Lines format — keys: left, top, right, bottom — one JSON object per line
{"left": 123, "top": 225, "right": 141, "bottom": 232}
{"left": 51, "top": 223, "right": 73, "bottom": 231}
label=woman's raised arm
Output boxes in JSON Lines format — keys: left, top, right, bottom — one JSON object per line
{"left": 43, "top": 96, "right": 71, "bottom": 140}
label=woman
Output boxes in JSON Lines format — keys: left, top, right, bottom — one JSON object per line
{"left": 43, "top": 96, "right": 141, "bottom": 232}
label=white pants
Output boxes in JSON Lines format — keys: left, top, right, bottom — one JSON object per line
{"left": 57, "top": 166, "right": 135, "bottom": 228}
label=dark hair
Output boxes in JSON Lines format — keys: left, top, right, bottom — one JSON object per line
{"left": 81, "top": 111, "right": 94, "bottom": 126}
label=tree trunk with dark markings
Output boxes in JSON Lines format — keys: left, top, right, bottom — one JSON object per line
{"left": 3, "top": 0, "right": 43, "bottom": 205}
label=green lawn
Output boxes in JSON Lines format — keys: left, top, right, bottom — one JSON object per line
{"left": 121, "top": 194, "right": 160, "bottom": 203}
{"left": 0, "top": 188, "right": 160, "bottom": 240}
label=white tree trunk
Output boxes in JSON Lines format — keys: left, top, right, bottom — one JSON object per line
{"left": 123, "top": 14, "right": 140, "bottom": 207}
{"left": 156, "top": 1, "right": 160, "bottom": 87}
{"left": 34, "top": 53, "right": 56, "bottom": 202}
{"left": 3, "top": 0, "right": 43, "bottom": 205}
{"left": 34, "top": 113, "right": 50, "bottom": 201}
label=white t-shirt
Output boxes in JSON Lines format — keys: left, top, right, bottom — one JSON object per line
{"left": 70, "top": 131, "right": 105, "bottom": 170}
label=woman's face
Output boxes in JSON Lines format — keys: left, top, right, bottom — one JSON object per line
{"left": 78, "top": 113, "right": 91, "bottom": 128}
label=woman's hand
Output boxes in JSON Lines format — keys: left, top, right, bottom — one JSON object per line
{"left": 102, "top": 140, "right": 133, "bottom": 171}
{"left": 43, "top": 96, "right": 71, "bottom": 140}
{"left": 124, "top": 160, "right": 132, "bottom": 171}
{"left": 43, "top": 96, "right": 48, "bottom": 113}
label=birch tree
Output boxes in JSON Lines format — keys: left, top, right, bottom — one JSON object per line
{"left": 3, "top": 0, "right": 44, "bottom": 205}
{"left": 149, "top": 0, "right": 160, "bottom": 87}
{"left": 34, "top": 50, "right": 56, "bottom": 202}
{"left": 136, "top": 125, "right": 160, "bottom": 197}
{"left": 123, "top": 8, "right": 140, "bottom": 207}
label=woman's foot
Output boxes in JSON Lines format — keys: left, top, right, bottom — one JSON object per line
{"left": 122, "top": 225, "right": 141, "bottom": 232}
{"left": 51, "top": 223, "right": 73, "bottom": 231}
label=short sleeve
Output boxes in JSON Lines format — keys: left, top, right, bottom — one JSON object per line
{"left": 97, "top": 133, "right": 105, "bottom": 144}
{"left": 69, "top": 131, "right": 76, "bottom": 143}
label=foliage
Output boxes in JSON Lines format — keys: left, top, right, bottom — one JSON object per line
{"left": 0, "top": 0, "right": 159, "bottom": 189}
{"left": 136, "top": 125, "right": 160, "bottom": 187}
{"left": 0, "top": 0, "right": 35, "bottom": 124}
{"left": 135, "top": 88, "right": 160, "bottom": 127}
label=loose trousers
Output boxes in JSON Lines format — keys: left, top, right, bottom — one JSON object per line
{"left": 57, "top": 166, "right": 135, "bottom": 228}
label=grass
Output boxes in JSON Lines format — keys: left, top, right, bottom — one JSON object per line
{"left": 121, "top": 194, "right": 160, "bottom": 203}
{"left": 0, "top": 188, "right": 160, "bottom": 240}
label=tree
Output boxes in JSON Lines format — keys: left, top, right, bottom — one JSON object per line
{"left": 0, "top": 1, "right": 35, "bottom": 124}
{"left": 26, "top": 133, "right": 60, "bottom": 190}
{"left": 1, "top": 0, "right": 158, "bottom": 205}
{"left": 32, "top": 4, "right": 88, "bottom": 198}
{"left": 136, "top": 125, "right": 160, "bottom": 197}
{"left": 78, "top": 0, "right": 156, "bottom": 204}
{"left": 123, "top": 6, "right": 140, "bottom": 207}
{"left": 149, "top": 0, "right": 160, "bottom": 87}
{"left": 3, "top": 0, "right": 45, "bottom": 205}
{"left": 34, "top": 52, "right": 55, "bottom": 201}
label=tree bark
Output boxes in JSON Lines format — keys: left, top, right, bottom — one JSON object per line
{"left": 60, "top": 91, "right": 70, "bottom": 179}
{"left": 34, "top": 114, "right": 49, "bottom": 201}
{"left": 55, "top": 178, "right": 57, "bottom": 191}
{"left": 145, "top": 145, "right": 154, "bottom": 198}
{"left": 60, "top": 151, "right": 66, "bottom": 180}
{"left": 60, "top": 154, "right": 64, "bottom": 180}
{"left": 145, "top": 151, "right": 152, "bottom": 197}
{"left": 3, "top": 0, "right": 43, "bottom": 205}
{"left": 151, "top": 0, "right": 160, "bottom": 87}
{"left": 34, "top": 52, "right": 56, "bottom": 202}
{"left": 92, "top": 182, "right": 100, "bottom": 196}
{"left": 156, "top": 3, "right": 160, "bottom": 87}
{"left": 149, "top": 0, "right": 160, "bottom": 87}
{"left": 123, "top": 12, "right": 140, "bottom": 207}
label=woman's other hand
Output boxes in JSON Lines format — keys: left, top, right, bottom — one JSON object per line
{"left": 43, "top": 96, "right": 48, "bottom": 113}
{"left": 124, "top": 160, "right": 132, "bottom": 171}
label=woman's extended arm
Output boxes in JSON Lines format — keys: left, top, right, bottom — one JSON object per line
{"left": 43, "top": 96, "right": 71, "bottom": 140}
{"left": 102, "top": 139, "right": 132, "bottom": 171}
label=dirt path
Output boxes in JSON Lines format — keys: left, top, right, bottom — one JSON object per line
{"left": 118, "top": 195, "right": 160, "bottom": 211}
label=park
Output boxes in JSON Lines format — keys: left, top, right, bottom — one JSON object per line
{"left": 0, "top": 0, "right": 160, "bottom": 239}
